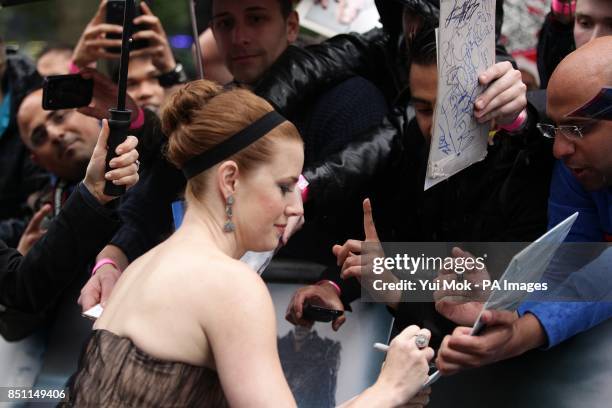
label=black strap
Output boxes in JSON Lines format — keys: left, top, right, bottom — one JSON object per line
{"left": 182, "top": 111, "right": 287, "bottom": 179}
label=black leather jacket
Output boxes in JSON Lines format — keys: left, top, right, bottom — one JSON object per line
{"left": 254, "top": 0, "right": 513, "bottom": 212}
{"left": 0, "top": 52, "right": 48, "bottom": 246}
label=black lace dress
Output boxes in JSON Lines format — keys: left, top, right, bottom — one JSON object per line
{"left": 63, "top": 329, "right": 228, "bottom": 407}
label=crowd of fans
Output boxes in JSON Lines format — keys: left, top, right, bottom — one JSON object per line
{"left": 0, "top": 0, "right": 611, "bottom": 406}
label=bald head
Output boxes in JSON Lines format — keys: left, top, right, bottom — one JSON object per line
{"left": 547, "top": 37, "right": 612, "bottom": 191}
{"left": 548, "top": 37, "right": 612, "bottom": 120}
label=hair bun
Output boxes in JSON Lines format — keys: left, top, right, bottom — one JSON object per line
{"left": 161, "top": 80, "right": 223, "bottom": 138}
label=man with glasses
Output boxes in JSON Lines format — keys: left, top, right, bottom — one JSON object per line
{"left": 435, "top": 37, "right": 612, "bottom": 375}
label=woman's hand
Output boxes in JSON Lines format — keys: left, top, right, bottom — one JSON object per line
{"left": 83, "top": 119, "right": 139, "bottom": 204}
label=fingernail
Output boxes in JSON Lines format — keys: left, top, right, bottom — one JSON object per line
{"left": 105, "top": 172, "right": 112, "bottom": 179}
{"left": 476, "top": 100, "right": 484, "bottom": 109}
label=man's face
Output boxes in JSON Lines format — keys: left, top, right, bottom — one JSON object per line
{"left": 17, "top": 90, "right": 100, "bottom": 182}
{"left": 574, "top": 0, "right": 612, "bottom": 48}
{"left": 211, "top": 0, "right": 299, "bottom": 85}
{"left": 127, "top": 57, "right": 165, "bottom": 112}
{"left": 409, "top": 63, "right": 438, "bottom": 143}
{"left": 548, "top": 80, "right": 612, "bottom": 191}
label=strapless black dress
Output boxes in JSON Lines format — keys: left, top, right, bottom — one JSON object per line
{"left": 63, "top": 329, "right": 228, "bottom": 407}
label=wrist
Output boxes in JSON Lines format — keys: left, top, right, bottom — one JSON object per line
{"left": 316, "top": 280, "right": 342, "bottom": 297}
{"left": 71, "top": 56, "right": 96, "bottom": 71}
{"left": 352, "top": 383, "right": 398, "bottom": 408}
{"left": 369, "top": 380, "right": 404, "bottom": 408}
{"left": 156, "top": 55, "right": 177, "bottom": 75}
{"left": 499, "top": 109, "right": 527, "bottom": 133}
{"left": 92, "top": 258, "right": 121, "bottom": 276}
{"left": 157, "top": 63, "right": 188, "bottom": 88}
{"left": 515, "top": 313, "right": 547, "bottom": 352}
{"left": 130, "top": 107, "right": 145, "bottom": 130}
{"left": 82, "top": 179, "right": 112, "bottom": 205}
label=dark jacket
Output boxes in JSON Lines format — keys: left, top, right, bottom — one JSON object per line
{"left": 255, "top": 0, "right": 510, "bottom": 118}
{"left": 0, "top": 52, "right": 48, "bottom": 247}
{"left": 537, "top": 11, "right": 575, "bottom": 89}
{"left": 314, "top": 96, "right": 554, "bottom": 348}
{"left": 111, "top": 77, "right": 387, "bottom": 263}
{"left": 0, "top": 183, "right": 121, "bottom": 341}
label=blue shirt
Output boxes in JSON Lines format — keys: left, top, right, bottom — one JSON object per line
{"left": 518, "top": 161, "right": 612, "bottom": 348}
{"left": 0, "top": 90, "right": 12, "bottom": 139}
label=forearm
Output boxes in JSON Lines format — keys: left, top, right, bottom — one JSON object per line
{"left": 342, "top": 383, "right": 400, "bottom": 408}
{"left": 304, "top": 114, "right": 406, "bottom": 211}
{"left": 510, "top": 313, "right": 548, "bottom": 355}
{"left": 518, "top": 301, "right": 612, "bottom": 349}
{"left": 96, "top": 244, "right": 129, "bottom": 271}
{"left": 0, "top": 183, "right": 120, "bottom": 315}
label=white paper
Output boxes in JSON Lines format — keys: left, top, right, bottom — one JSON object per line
{"left": 424, "top": 212, "right": 579, "bottom": 388}
{"left": 425, "top": 0, "right": 496, "bottom": 190}
{"left": 82, "top": 304, "right": 104, "bottom": 321}
{"left": 473, "top": 212, "right": 579, "bottom": 322}
{"left": 240, "top": 250, "right": 275, "bottom": 275}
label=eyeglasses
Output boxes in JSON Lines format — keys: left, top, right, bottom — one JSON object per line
{"left": 536, "top": 123, "right": 593, "bottom": 142}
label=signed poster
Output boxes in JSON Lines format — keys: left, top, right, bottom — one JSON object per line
{"left": 425, "top": 0, "right": 495, "bottom": 190}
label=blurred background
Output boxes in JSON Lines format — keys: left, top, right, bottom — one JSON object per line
{"left": 0, "top": 0, "right": 207, "bottom": 76}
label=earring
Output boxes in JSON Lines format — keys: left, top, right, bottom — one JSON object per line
{"left": 224, "top": 195, "right": 235, "bottom": 233}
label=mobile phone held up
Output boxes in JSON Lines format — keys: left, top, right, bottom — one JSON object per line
{"left": 42, "top": 74, "right": 94, "bottom": 110}
{"left": 106, "top": 0, "right": 149, "bottom": 54}
{"left": 302, "top": 303, "right": 344, "bottom": 323}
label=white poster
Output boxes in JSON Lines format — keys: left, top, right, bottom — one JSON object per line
{"left": 425, "top": 0, "right": 496, "bottom": 190}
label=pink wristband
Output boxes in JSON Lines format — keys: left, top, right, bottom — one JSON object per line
{"left": 92, "top": 258, "right": 120, "bottom": 276}
{"left": 316, "top": 280, "right": 342, "bottom": 297}
{"left": 552, "top": 0, "right": 576, "bottom": 16}
{"left": 129, "top": 108, "right": 145, "bottom": 130}
{"left": 298, "top": 174, "right": 309, "bottom": 202}
{"left": 500, "top": 109, "right": 527, "bottom": 132}
{"left": 68, "top": 61, "right": 80, "bottom": 74}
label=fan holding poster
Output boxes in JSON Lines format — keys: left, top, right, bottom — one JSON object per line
{"left": 425, "top": 0, "right": 496, "bottom": 190}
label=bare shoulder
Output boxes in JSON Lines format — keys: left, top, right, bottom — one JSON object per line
{"left": 180, "top": 253, "right": 273, "bottom": 315}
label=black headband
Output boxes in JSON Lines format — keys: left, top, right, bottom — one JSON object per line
{"left": 182, "top": 111, "right": 287, "bottom": 179}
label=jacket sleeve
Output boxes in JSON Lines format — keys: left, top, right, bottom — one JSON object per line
{"left": 303, "top": 108, "right": 410, "bottom": 214}
{"left": 254, "top": 28, "right": 392, "bottom": 117}
{"left": 110, "top": 111, "right": 186, "bottom": 262}
{"left": 0, "top": 183, "right": 121, "bottom": 341}
{"left": 256, "top": 28, "right": 514, "bottom": 118}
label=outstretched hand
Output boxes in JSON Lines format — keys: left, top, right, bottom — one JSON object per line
{"left": 332, "top": 198, "right": 382, "bottom": 280}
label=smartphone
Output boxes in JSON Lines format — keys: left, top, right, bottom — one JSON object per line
{"left": 42, "top": 74, "right": 93, "bottom": 110}
{"left": 302, "top": 304, "right": 344, "bottom": 322}
{"left": 106, "top": 0, "right": 149, "bottom": 54}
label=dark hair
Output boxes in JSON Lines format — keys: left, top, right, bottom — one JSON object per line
{"left": 408, "top": 27, "right": 437, "bottom": 67}
{"left": 402, "top": 0, "right": 440, "bottom": 28}
{"left": 163, "top": 80, "right": 302, "bottom": 198}
{"left": 278, "top": 0, "right": 294, "bottom": 19}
